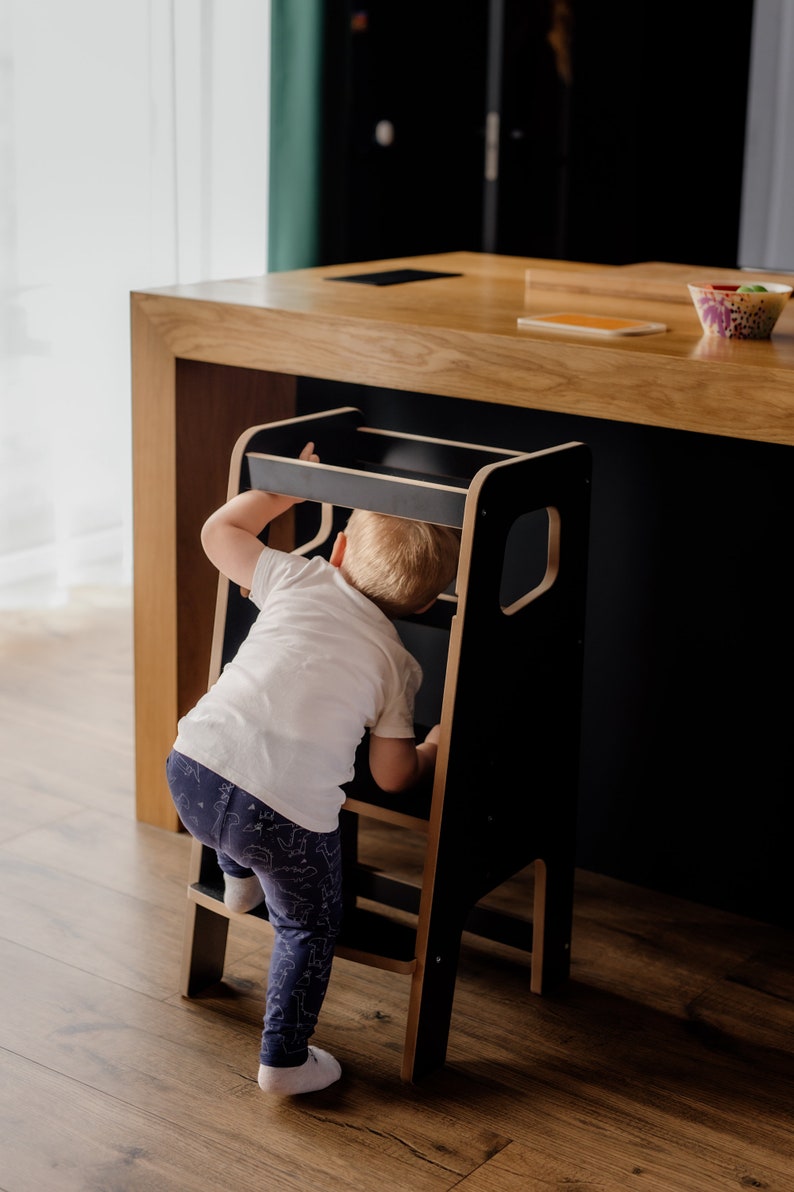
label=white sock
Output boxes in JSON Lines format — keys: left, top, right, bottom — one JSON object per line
{"left": 258, "top": 1047, "right": 342, "bottom": 1095}
{"left": 223, "top": 874, "right": 265, "bottom": 913}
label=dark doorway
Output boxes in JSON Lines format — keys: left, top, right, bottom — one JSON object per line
{"left": 319, "top": 2, "right": 755, "bottom": 268}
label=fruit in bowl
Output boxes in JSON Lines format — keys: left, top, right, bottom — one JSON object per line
{"left": 687, "top": 280, "right": 792, "bottom": 339}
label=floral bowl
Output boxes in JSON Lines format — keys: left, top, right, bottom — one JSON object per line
{"left": 687, "top": 280, "right": 792, "bottom": 340}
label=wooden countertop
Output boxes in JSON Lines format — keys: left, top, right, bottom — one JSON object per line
{"left": 132, "top": 251, "right": 794, "bottom": 447}
{"left": 130, "top": 250, "right": 794, "bottom": 829}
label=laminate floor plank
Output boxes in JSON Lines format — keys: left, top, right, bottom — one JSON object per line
{"left": 2, "top": 1049, "right": 396, "bottom": 1192}
{"left": 1, "top": 591, "right": 793, "bottom": 1191}
{"left": 2, "top": 808, "right": 194, "bottom": 910}
{"left": 178, "top": 922, "right": 794, "bottom": 1188}
{"left": 0, "top": 940, "right": 507, "bottom": 1192}
{"left": 454, "top": 1135, "right": 788, "bottom": 1192}
{"left": 0, "top": 591, "right": 135, "bottom": 814}
{"left": 0, "top": 778, "right": 83, "bottom": 843}
{"left": 0, "top": 849, "right": 271, "bottom": 1000}
{"left": 0, "top": 707, "right": 134, "bottom": 813}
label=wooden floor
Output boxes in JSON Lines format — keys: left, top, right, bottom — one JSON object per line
{"left": 1, "top": 588, "right": 792, "bottom": 1192}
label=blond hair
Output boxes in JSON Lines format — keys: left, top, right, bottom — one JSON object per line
{"left": 341, "top": 510, "right": 460, "bottom": 619}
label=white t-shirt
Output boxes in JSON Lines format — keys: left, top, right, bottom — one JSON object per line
{"left": 173, "top": 548, "right": 422, "bottom": 832}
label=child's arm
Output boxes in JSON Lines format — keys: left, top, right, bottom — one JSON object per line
{"left": 368, "top": 724, "right": 441, "bottom": 793}
{"left": 201, "top": 442, "right": 318, "bottom": 591}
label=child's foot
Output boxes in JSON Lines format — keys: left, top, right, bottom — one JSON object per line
{"left": 223, "top": 874, "right": 265, "bottom": 913}
{"left": 258, "top": 1047, "right": 342, "bottom": 1095}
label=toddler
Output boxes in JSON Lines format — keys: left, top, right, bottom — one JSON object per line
{"left": 166, "top": 443, "right": 460, "bottom": 1094}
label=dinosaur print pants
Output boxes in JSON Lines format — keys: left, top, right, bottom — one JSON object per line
{"left": 166, "top": 749, "right": 343, "bottom": 1069}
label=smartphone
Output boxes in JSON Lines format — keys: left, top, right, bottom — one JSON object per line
{"left": 517, "top": 312, "right": 667, "bottom": 336}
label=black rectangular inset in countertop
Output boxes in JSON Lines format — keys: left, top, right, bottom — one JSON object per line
{"left": 326, "top": 269, "right": 464, "bottom": 286}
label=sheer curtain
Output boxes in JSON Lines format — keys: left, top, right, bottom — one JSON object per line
{"left": 738, "top": 0, "right": 794, "bottom": 271}
{"left": 0, "top": 0, "right": 270, "bottom": 608}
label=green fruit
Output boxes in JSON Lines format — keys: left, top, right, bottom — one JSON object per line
{"left": 737, "top": 283, "right": 767, "bottom": 292}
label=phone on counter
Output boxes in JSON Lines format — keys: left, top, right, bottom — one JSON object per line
{"left": 517, "top": 312, "right": 667, "bottom": 336}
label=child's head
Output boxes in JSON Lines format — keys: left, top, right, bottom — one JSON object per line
{"left": 339, "top": 510, "right": 460, "bottom": 619}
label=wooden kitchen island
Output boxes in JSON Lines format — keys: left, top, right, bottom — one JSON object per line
{"left": 131, "top": 251, "right": 794, "bottom": 925}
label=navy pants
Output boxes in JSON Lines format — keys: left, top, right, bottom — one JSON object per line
{"left": 166, "top": 750, "right": 343, "bottom": 1068}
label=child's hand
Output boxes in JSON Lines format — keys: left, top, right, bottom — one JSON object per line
{"left": 238, "top": 442, "right": 319, "bottom": 597}
{"left": 424, "top": 724, "right": 441, "bottom": 747}
{"left": 290, "top": 442, "right": 320, "bottom": 505}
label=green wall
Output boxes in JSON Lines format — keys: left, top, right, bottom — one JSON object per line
{"left": 268, "top": 1, "right": 325, "bottom": 271}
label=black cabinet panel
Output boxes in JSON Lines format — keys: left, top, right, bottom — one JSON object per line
{"left": 321, "top": 2, "right": 489, "bottom": 262}
{"left": 320, "top": 2, "right": 755, "bottom": 268}
{"left": 298, "top": 375, "right": 791, "bottom": 929}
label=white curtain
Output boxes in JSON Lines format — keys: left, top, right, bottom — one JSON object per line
{"left": 739, "top": 0, "right": 794, "bottom": 271}
{"left": 0, "top": 0, "right": 270, "bottom": 608}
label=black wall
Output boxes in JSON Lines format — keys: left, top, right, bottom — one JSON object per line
{"left": 320, "top": 2, "right": 755, "bottom": 268}
{"left": 297, "top": 378, "right": 792, "bottom": 930}
{"left": 305, "top": 3, "right": 791, "bottom": 929}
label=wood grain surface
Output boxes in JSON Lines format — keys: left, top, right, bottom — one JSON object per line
{"left": 130, "top": 251, "right": 794, "bottom": 829}
{"left": 1, "top": 590, "right": 792, "bottom": 1190}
